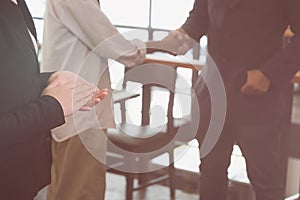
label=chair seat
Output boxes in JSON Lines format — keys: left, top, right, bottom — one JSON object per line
{"left": 107, "top": 123, "right": 176, "bottom": 153}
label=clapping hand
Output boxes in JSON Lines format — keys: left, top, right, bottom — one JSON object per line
{"left": 42, "top": 71, "right": 108, "bottom": 116}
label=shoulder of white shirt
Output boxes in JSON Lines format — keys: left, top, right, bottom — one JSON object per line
{"left": 11, "top": 0, "right": 17, "bottom": 4}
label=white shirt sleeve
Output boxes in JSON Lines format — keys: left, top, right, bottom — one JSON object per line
{"left": 57, "top": 0, "right": 146, "bottom": 67}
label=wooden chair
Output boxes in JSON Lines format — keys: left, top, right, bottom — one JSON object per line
{"left": 107, "top": 62, "right": 198, "bottom": 200}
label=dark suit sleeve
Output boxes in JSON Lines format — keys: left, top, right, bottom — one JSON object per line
{"left": 38, "top": 72, "right": 53, "bottom": 94}
{"left": 181, "top": 0, "right": 209, "bottom": 42}
{"left": 0, "top": 95, "right": 65, "bottom": 148}
{"left": 260, "top": 0, "right": 300, "bottom": 84}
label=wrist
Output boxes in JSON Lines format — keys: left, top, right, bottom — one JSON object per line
{"left": 176, "top": 28, "right": 188, "bottom": 36}
{"left": 146, "top": 40, "right": 163, "bottom": 54}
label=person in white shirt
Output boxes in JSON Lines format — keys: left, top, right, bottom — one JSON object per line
{"left": 41, "top": 0, "right": 146, "bottom": 199}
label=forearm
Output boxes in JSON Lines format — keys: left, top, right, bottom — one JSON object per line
{"left": 260, "top": 35, "right": 300, "bottom": 84}
{"left": 260, "top": 0, "right": 300, "bottom": 85}
{"left": 116, "top": 39, "right": 146, "bottom": 67}
{"left": 146, "top": 40, "right": 170, "bottom": 54}
{"left": 181, "top": 0, "right": 209, "bottom": 42}
{"left": 0, "top": 96, "right": 65, "bottom": 148}
{"left": 61, "top": 0, "right": 145, "bottom": 65}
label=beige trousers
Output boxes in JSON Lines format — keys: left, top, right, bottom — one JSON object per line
{"left": 47, "top": 129, "right": 106, "bottom": 200}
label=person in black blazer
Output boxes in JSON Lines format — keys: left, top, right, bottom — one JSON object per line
{"left": 149, "top": 0, "right": 300, "bottom": 199}
{"left": 0, "top": 0, "right": 106, "bottom": 199}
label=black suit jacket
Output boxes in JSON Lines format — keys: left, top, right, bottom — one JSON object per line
{"left": 0, "top": 1, "right": 65, "bottom": 199}
{"left": 182, "top": 0, "right": 300, "bottom": 129}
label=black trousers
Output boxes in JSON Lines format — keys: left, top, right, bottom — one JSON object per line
{"left": 194, "top": 76, "right": 292, "bottom": 200}
{"left": 198, "top": 121, "right": 289, "bottom": 200}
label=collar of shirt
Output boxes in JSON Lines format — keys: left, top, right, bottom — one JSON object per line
{"left": 11, "top": 0, "right": 17, "bottom": 4}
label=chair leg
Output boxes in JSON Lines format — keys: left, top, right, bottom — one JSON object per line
{"left": 126, "top": 174, "right": 134, "bottom": 200}
{"left": 137, "top": 172, "right": 148, "bottom": 186}
{"left": 169, "top": 163, "right": 176, "bottom": 200}
{"left": 169, "top": 151, "right": 176, "bottom": 200}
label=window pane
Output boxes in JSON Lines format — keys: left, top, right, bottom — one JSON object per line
{"left": 33, "top": 19, "right": 44, "bottom": 42}
{"left": 153, "top": 31, "right": 169, "bottom": 40}
{"left": 26, "top": 0, "right": 46, "bottom": 18}
{"left": 26, "top": 0, "right": 46, "bottom": 43}
{"left": 117, "top": 28, "right": 148, "bottom": 42}
{"left": 101, "top": 0, "right": 150, "bottom": 27}
{"left": 151, "top": 0, "right": 194, "bottom": 30}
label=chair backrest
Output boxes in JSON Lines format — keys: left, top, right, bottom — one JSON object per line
{"left": 123, "top": 63, "right": 176, "bottom": 130}
{"left": 119, "top": 62, "right": 199, "bottom": 142}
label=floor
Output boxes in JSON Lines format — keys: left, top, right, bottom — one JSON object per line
{"left": 35, "top": 90, "right": 300, "bottom": 200}
{"left": 35, "top": 171, "right": 199, "bottom": 200}
{"left": 105, "top": 173, "right": 198, "bottom": 200}
{"left": 34, "top": 141, "right": 249, "bottom": 200}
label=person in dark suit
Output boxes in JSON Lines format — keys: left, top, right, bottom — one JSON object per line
{"left": 149, "top": 0, "right": 300, "bottom": 199}
{"left": 0, "top": 0, "right": 106, "bottom": 199}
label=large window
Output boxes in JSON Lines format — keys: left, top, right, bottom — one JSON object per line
{"left": 101, "top": 0, "right": 194, "bottom": 40}
{"left": 27, "top": 0, "right": 194, "bottom": 42}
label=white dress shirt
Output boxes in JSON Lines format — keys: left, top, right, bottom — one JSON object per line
{"left": 41, "top": 0, "right": 146, "bottom": 141}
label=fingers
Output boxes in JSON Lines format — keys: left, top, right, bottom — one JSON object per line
{"left": 73, "top": 92, "right": 96, "bottom": 112}
{"left": 45, "top": 71, "right": 108, "bottom": 115}
{"left": 72, "top": 84, "right": 106, "bottom": 112}
{"left": 73, "top": 83, "right": 97, "bottom": 100}
{"left": 79, "top": 88, "right": 108, "bottom": 111}
{"left": 240, "top": 70, "right": 270, "bottom": 96}
{"left": 47, "top": 72, "right": 58, "bottom": 83}
{"left": 79, "top": 99, "right": 101, "bottom": 111}
{"left": 95, "top": 89, "right": 108, "bottom": 101}
{"left": 241, "top": 82, "right": 269, "bottom": 95}
{"left": 79, "top": 106, "right": 92, "bottom": 111}
{"left": 167, "top": 31, "right": 193, "bottom": 55}
{"left": 47, "top": 72, "right": 61, "bottom": 89}
{"left": 177, "top": 42, "right": 192, "bottom": 55}
{"left": 241, "top": 84, "right": 258, "bottom": 95}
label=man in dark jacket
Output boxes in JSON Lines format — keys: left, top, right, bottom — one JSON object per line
{"left": 149, "top": 0, "right": 300, "bottom": 199}
{"left": 0, "top": 0, "right": 105, "bottom": 199}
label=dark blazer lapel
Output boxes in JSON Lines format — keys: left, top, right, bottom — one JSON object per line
{"left": 7, "top": 1, "right": 37, "bottom": 57}
{"left": 17, "top": 0, "right": 37, "bottom": 41}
